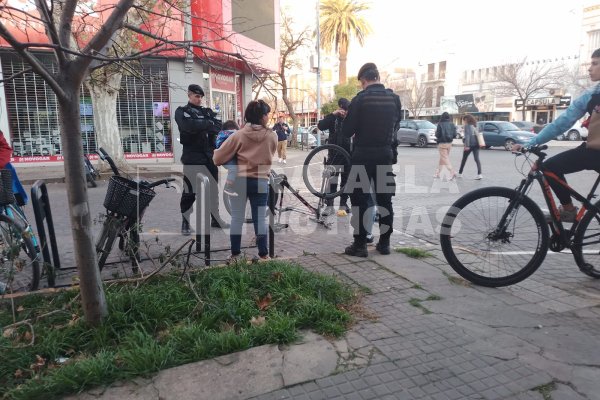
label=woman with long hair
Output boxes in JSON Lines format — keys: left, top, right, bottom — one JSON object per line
{"left": 213, "top": 100, "right": 278, "bottom": 262}
{"left": 457, "top": 114, "right": 483, "bottom": 179}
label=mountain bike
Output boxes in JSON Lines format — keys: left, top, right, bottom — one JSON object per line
{"left": 94, "top": 148, "right": 174, "bottom": 270}
{"left": 440, "top": 144, "right": 600, "bottom": 287}
{"left": 222, "top": 144, "right": 351, "bottom": 230}
{"left": 0, "top": 169, "right": 42, "bottom": 293}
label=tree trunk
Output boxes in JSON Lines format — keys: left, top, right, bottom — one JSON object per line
{"left": 87, "top": 71, "right": 125, "bottom": 167}
{"left": 339, "top": 44, "right": 348, "bottom": 85}
{"left": 58, "top": 85, "right": 107, "bottom": 325}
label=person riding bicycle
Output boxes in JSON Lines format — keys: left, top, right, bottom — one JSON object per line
{"left": 317, "top": 97, "right": 352, "bottom": 216}
{"left": 0, "top": 130, "right": 28, "bottom": 206}
{"left": 514, "top": 48, "right": 600, "bottom": 223}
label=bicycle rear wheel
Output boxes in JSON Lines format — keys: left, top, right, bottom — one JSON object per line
{"left": 440, "top": 187, "right": 549, "bottom": 287}
{"left": 303, "top": 144, "right": 351, "bottom": 199}
{"left": 572, "top": 202, "right": 600, "bottom": 278}
{"left": 96, "top": 214, "right": 123, "bottom": 270}
{"left": 0, "top": 214, "right": 40, "bottom": 293}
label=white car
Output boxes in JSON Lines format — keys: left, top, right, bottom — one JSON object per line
{"left": 296, "top": 127, "right": 317, "bottom": 148}
{"left": 557, "top": 122, "right": 588, "bottom": 141}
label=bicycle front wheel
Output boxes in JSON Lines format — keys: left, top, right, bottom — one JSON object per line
{"left": 572, "top": 202, "right": 600, "bottom": 278}
{"left": 440, "top": 187, "right": 549, "bottom": 287}
{"left": 96, "top": 214, "right": 123, "bottom": 270}
{"left": 0, "top": 214, "right": 40, "bottom": 293}
{"left": 303, "top": 144, "right": 351, "bottom": 199}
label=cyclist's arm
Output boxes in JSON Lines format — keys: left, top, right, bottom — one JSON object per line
{"left": 526, "top": 89, "right": 592, "bottom": 147}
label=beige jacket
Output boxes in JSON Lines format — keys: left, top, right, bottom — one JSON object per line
{"left": 213, "top": 123, "right": 277, "bottom": 179}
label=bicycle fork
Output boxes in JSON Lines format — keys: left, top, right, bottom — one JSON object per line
{"left": 491, "top": 179, "right": 531, "bottom": 243}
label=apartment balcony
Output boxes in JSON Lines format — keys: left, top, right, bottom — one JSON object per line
{"left": 421, "top": 72, "right": 446, "bottom": 82}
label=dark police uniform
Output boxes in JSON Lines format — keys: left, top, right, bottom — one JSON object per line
{"left": 175, "top": 85, "right": 226, "bottom": 231}
{"left": 342, "top": 82, "right": 401, "bottom": 251}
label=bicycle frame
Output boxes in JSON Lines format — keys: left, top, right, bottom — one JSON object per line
{"left": 271, "top": 173, "right": 330, "bottom": 229}
{"left": 2, "top": 203, "right": 40, "bottom": 250}
{"left": 500, "top": 153, "right": 600, "bottom": 250}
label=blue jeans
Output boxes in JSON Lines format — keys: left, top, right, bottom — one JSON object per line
{"left": 223, "top": 159, "right": 237, "bottom": 183}
{"left": 230, "top": 177, "right": 269, "bottom": 256}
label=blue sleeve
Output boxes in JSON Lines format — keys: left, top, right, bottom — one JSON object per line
{"left": 527, "top": 89, "right": 592, "bottom": 147}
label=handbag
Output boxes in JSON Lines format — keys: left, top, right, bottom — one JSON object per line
{"left": 476, "top": 129, "right": 486, "bottom": 147}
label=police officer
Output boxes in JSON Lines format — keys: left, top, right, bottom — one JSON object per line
{"left": 175, "top": 84, "right": 229, "bottom": 235}
{"left": 342, "top": 63, "right": 401, "bottom": 257}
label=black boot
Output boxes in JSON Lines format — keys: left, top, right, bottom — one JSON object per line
{"left": 344, "top": 240, "right": 368, "bottom": 257}
{"left": 181, "top": 217, "right": 191, "bottom": 236}
{"left": 211, "top": 215, "right": 230, "bottom": 229}
{"left": 376, "top": 238, "right": 391, "bottom": 255}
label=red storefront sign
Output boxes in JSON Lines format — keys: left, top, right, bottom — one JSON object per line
{"left": 210, "top": 68, "right": 236, "bottom": 92}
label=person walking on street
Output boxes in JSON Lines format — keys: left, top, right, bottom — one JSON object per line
{"left": 457, "top": 114, "right": 483, "bottom": 180}
{"left": 272, "top": 116, "right": 290, "bottom": 164}
{"left": 513, "top": 48, "right": 600, "bottom": 223}
{"left": 434, "top": 112, "right": 458, "bottom": 179}
{"left": 317, "top": 97, "right": 352, "bottom": 215}
{"left": 342, "top": 62, "right": 401, "bottom": 257}
{"left": 175, "top": 84, "right": 229, "bottom": 236}
{"left": 213, "top": 100, "right": 278, "bottom": 262}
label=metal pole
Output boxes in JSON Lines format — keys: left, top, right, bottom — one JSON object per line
{"left": 195, "top": 172, "right": 211, "bottom": 266}
{"left": 315, "top": 0, "right": 321, "bottom": 146}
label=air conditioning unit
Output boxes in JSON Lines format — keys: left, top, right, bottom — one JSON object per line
{"left": 549, "top": 88, "right": 564, "bottom": 96}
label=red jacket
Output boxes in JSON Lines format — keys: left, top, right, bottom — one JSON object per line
{"left": 0, "top": 131, "right": 12, "bottom": 168}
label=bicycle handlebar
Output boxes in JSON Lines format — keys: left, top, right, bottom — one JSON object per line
{"left": 96, "top": 147, "right": 119, "bottom": 176}
{"left": 145, "top": 178, "right": 176, "bottom": 189}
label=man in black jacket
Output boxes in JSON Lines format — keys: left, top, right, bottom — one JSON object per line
{"left": 342, "top": 63, "right": 401, "bottom": 257}
{"left": 175, "top": 84, "right": 229, "bottom": 235}
{"left": 317, "top": 97, "right": 352, "bottom": 215}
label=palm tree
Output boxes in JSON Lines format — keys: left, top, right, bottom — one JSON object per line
{"left": 319, "top": 0, "right": 372, "bottom": 84}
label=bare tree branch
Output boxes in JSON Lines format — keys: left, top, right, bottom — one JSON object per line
{"left": 0, "top": 67, "right": 33, "bottom": 84}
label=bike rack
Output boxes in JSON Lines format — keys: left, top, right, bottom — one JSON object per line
{"left": 31, "top": 180, "right": 60, "bottom": 287}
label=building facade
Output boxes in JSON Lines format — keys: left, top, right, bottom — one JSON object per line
{"left": 0, "top": 0, "right": 279, "bottom": 164}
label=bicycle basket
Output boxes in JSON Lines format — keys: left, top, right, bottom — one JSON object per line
{"left": 0, "top": 169, "right": 15, "bottom": 205}
{"left": 103, "top": 176, "right": 156, "bottom": 217}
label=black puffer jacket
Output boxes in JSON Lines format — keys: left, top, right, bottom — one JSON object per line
{"left": 436, "top": 119, "right": 457, "bottom": 144}
{"left": 317, "top": 113, "right": 351, "bottom": 152}
{"left": 342, "top": 84, "right": 401, "bottom": 164}
{"left": 175, "top": 103, "right": 222, "bottom": 165}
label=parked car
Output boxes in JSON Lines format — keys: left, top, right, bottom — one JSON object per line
{"left": 295, "top": 127, "right": 317, "bottom": 148}
{"left": 561, "top": 122, "right": 588, "bottom": 141}
{"left": 396, "top": 119, "right": 438, "bottom": 147}
{"left": 477, "top": 121, "right": 536, "bottom": 151}
{"left": 308, "top": 125, "right": 329, "bottom": 144}
{"left": 512, "top": 121, "right": 536, "bottom": 133}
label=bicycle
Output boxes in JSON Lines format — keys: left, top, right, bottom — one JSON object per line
{"left": 0, "top": 169, "right": 42, "bottom": 293}
{"left": 440, "top": 144, "right": 600, "bottom": 287}
{"left": 84, "top": 154, "right": 99, "bottom": 188}
{"left": 222, "top": 144, "right": 351, "bottom": 230}
{"left": 94, "top": 148, "right": 175, "bottom": 270}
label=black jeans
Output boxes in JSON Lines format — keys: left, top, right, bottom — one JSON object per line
{"left": 180, "top": 162, "right": 220, "bottom": 221}
{"left": 544, "top": 143, "right": 600, "bottom": 205}
{"left": 346, "top": 163, "right": 395, "bottom": 244}
{"left": 458, "top": 147, "right": 482, "bottom": 175}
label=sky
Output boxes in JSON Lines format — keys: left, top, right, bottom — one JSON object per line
{"left": 281, "top": 0, "right": 586, "bottom": 73}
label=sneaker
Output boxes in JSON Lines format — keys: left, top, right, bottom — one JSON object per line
{"left": 252, "top": 255, "right": 271, "bottom": 263}
{"left": 278, "top": 158, "right": 282, "bottom": 163}
{"left": 457, "top": 173, "right": 463, "bottom": 178}
{"left": 339, "top": 204, "right": 351, "bottom": 214}
{"left": 546, "top": 206, "right": 579, "bottom": 223}
{"left": 344, "top": 241, "right": 368, "bottom": 257}
{"left": 322, "top": 206, "right": 336, "bottom": 216}
{"left": 223, "top": 182, "right": 238, "bottom": 197}
{"left": 366, "top": 234, "right": 375, "bottom": 244}
{"left": 226, "top": 253, "right": 242, "bottom": 265}
{"left": 474, "top": 174, "right": 483, "bottom": 180}
{"left": 283, "top": 159, "right": 287, "bottom": 164}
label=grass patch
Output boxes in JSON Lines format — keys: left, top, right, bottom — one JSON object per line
{"left": 411, "top": 283, "right": 423, "bottom": 290}
{"left": 408, "top": 298, "right": 432, "bottom": 314}
{"left": 0, "top": 261, "right": 355, "bottom": 400}
{"left": 534, "top": 381, "right": 556, "bottom": 400}
{"left": 426, "top": 294, "right": 442, "bottom": 301}
{"left": 442, "top": 271, "right": 472, "bottom": 287}
{"left": 394, "top": 247, "right": 432, "bottom": 259}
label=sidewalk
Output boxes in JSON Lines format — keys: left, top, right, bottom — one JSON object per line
{"left": 66, "top": 244, "right": 600, "bottom": 400}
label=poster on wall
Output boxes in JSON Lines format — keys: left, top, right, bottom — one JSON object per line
{"left": 455, "top": 94, "right": 478, "bottom": 113}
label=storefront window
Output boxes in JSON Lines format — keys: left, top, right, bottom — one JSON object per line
{"left": 0, "top": 53, "right": 171, "bottom": 161}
